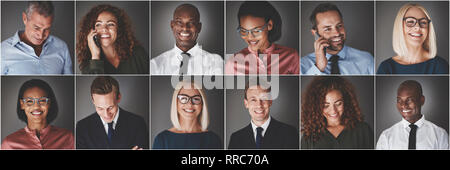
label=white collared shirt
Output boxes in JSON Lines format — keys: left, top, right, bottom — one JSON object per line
{"left": 376, "top": 115, "right": 449, "bottom": 150}
{"left": 251, "top": 116, "right": 271, "bottom": 141}
{"left": 99, "top": 109, "right": 120, "bottom": 135}
{"left": 150, "top": 44, "right": 223, "bottom": 75}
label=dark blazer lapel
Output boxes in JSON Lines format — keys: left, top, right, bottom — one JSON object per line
{"left": 261, "top": 117, "right": 279, "bottom": 148}
{"left": 92, "top": 113, "right": 110, "bottom": 148}
{"left": 112, "top": 108, "right": 128, "bottom": 147}
{"left": 243, "top": 124, "right": 257, "bottom": 148}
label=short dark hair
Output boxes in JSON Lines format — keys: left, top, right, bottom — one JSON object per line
{"left": 17, "top": 79, "right": 58, "bottom": 124}
{"left": 237, "top": 1, "right": 282, "bottom": 43}
{"left": 398, "top": 80, "right": 423, "bottom": 97}
{"left": 25, "top": 1, "right": 54, "bottom": 19}
{"left": 310, "top": 3, "right": 343, "bottom": 30}
{"left": 244, "top": 78, "right": 272, "bottom": 100}
{"left": 91, "top": 76, "right": 120, "bottom": 99}
{"left": 174, "top": 3, "right": 200, "bottom": 21}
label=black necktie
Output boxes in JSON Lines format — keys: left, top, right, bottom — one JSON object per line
{"left": 108, "top": 122, "right": 114, "bottom": 143}
{"left": 330, "top": 55, "right": 340, "bottom": 74}
{"left": 256, "top": 127, "right": 264, "bottom": 149}
{"left": 179, "top": 52, "right": 190, "bottom": 75}
{"left": 408, "top": 124, "right": 417, "bottom": 149}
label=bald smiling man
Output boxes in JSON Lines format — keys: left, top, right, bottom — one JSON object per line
{"left": 151, "top": 4, "right": 223, "bottom": 75}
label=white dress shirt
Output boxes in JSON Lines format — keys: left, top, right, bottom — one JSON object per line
{"left": 376, "top": 115, "right": 449, "bottom": 150}
{"left": 150, "top": 44, "right": 223, "bottom": 75}
{"left": 251, "top": 116, "right": 271, "bottom": 141}
{"left": 99, "top": 109, "right": 120, "bottom": 135}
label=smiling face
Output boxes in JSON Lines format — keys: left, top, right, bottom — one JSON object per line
{"left": 94, "top": 11, "right": 118, "bottom": 48}
{"left": 171, "top": 6, "right": 201, "bottom": 52}
{"left": 20, "top": 87, "right": 50, "bottom": 126}
{"left": 177, "top": 88, "right": 203, "bottom": 122}
{"left": 322, "top": 90, "right": 344, "bottom": 126}
{"left": 239, "top": 15, "right": 273, "bottom": 53}
{"left": 314, "top": 10, "right": 346, "bottom": 52}
{"left": 92, "top": 91, "right": 120, "bottom": 123}
{"left": 244, "top": 85, "right": 272, "bottom": 125}
{"left": 22, "top": 11, "right": 53, "bottom": 46}
{"left": 403, "top": 7, "right": 429, "bottom": 48}
{"left": 397, "top": 87, "right": 424, "bottom": 124}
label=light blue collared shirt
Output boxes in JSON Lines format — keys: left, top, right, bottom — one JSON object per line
{"left": 301, "top": 45, "right": 374, "bottom": 75}
{"left": 1, "top": 31, "right": 73, "bottom": 75}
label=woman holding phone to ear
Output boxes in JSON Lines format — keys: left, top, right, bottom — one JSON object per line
{"left": 377, "top": 3, "right": 448, "bottom": 74}
{"left": 76, "top": 4, "right": 149, "bottom": 74}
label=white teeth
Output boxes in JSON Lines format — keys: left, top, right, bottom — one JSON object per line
{"left": 32, "top": 111, "right": 42, "bottom": 115}
{"left": 255, "top": 110, "right": 263, "bottom": 114}
{"left": 100, "top": 34, "right": 110, "bottom": 38}
{"left": 249, "top": 41, "right": 258, "bottom": 45}
{"left": 184, "top": 109, "right": 194, "bottom": 113}
{"left": 331, "top": 38, "right": 341, "bottom": 42}
{"left": 402, "top": 110, "right": 412, "bottom": 113}
{"left": 180, "top": 33, "right": 190, "bottom": 37}
{"left": 410, "top": 33, "right": 422, "bottom": 37}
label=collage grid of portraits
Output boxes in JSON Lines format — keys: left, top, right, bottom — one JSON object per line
{"left": 0, "top": 0, "right": 449, "bottom": 152}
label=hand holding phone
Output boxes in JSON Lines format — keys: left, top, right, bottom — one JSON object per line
{"left": 313, "top": 31, "right": 329, "bottom": 72}
{"left": 87, "top": 29, "right": 101, "bottom": 60}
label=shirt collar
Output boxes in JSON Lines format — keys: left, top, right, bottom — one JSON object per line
{"left": 25, "top": 125, "right": 51, "bottom": 138}
{"left": 401, "top": 114, "right": 425, "bottom": 129}
{"left": 12, "top": 30, "right": 53, "bottom": 47}
{"left": 251, "top": 116, "right": 271, "bottom": 132}
{"left": 173, "top": 43, "right": 200, "bottom": 61}
{"left": 247, "top": 43, "right": 276, "bottom": 55}
{"left": 99, "top": 107, "right": 120, "bottom": 128}
{"left": 325, "top": 45, "right": 348, "bottom": 60}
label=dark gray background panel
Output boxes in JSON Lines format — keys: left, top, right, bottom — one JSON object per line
{"left": 226, "top": 76, "right": 299, "bottom": 148}
{"left": 1, "top": 76, "right": 74, "bottom": 141}
{"left": 151, "top": 1, "right": 224, "bottom": 58}
{"left": 1, "top": 1, "right": 75, "bottom": 71}
{"left": 151, "top": 76, "right": 224, "bottom": 148}
{"left": 376, "top": 1, "right": 449, "bottom": 70}
{"left": 226, "top": 1, "right": 299, "bottom": 54}
{"left": 376, "top": 76, "right": 449, "bottom": 141}
{"left": 75, "top": 76, "right": 149, "bottom": 128}
{"left": 76, "top": 1, "right": 149, "bottom": 73}
{"left": 301, "top": 1, "right": 374, "bottom": 57}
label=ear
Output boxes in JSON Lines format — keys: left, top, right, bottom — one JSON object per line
{"left": 197, "top": 22, "right": 202, "bottom": 33}
{"left": 311, "top": 29, "right": 317, "bottom": 36}
{"left": 420, "top": 95, "right": 425, "bottom": 106}
{"left": 20, "top": 99, "right": 25, "bottom": 110}
{"left": 170, "top": 20, "right": 175, "bottom": 30}
{"left": 244, "top": 98, "right": 249, "bottom": 109}
{"left": 267, "top": 19, "right": 273, "bottom": 31}
{"left": 268, "top": 100, "right": 273, "bottom": 107}
{"left": 22, "top": 12, "right": 27, "bottom": 25}
{"left": 116, "top": 93, "right": 122, "bottom": 104}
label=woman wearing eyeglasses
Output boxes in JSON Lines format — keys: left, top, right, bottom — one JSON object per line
{"left": 152, "top": 81, "right": 221, "bottom": 149}
{"left": 377, "top": 3, "right": 449, "bottom": 74}
{"left": 1, "top": 79, "right": 74, "bottom": 149}
{"left": 225, "top": 1, "right": 300, "bottom": 75}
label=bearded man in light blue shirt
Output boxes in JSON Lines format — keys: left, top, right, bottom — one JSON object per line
{"left": 1, "top": 1, "right": 72, "bottom": 75}
{"left": 301, "top": 3, "right": 374, "bottom": 75}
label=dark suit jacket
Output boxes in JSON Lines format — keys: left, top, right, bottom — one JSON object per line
{"left": 228, "top": 117, "right": 299, "bottom": 149}
{"left": 76, "top": 108, "right": 149, "bottom": 149}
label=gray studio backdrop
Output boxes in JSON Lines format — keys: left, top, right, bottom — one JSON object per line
{"left": 226, "top": 1, "right": 299, "bottom": 54}
{"left": 151, "top": 1, "right": 224, "bottom": 58}
{"left": 1, "top": 76, "right": 75, "bottom": 142}
{"left": 300, "top": 76, "right": 375, "bottom": 139}
{"left": 226, "top": 76, "right": 299, "bottom": 147}
{"left": 1, "top": 1, "right": 75, "bottom": 71}
{"left": 300, "top": 1, "right": 374, "bottom": 57}
{"left": 376, "top": 76, "right": 449, "bottom": 141}
{"left": 75, "top": 76, "right": 149, "bottom": 130}
{"left": 376, "top": 1, "right": 449, "bottom": 70}
{"left": 76, "top": 1, "right": 150, "bottom": 73}
{"left": 151, "top": 76, "right": 224, "bottom": 148}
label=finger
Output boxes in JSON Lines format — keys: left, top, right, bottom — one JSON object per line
{"left": 131, "top": 146, "right": 138, "bottom": 150}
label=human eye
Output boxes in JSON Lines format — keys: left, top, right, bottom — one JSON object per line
{"left": 335, "top": 101, "right": 343, "bottom": 106}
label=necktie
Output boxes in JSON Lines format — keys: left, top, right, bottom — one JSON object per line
{"left": 330, "top": 55, "right": 340, "bottom": 74}
{"left": 179, "top": 52, "right": 190, "bottom": 75}
{"left": 408, "top": 124, "right": 417, "bottom": 149}
{"left": 108, "top": 122, "right": 114, "bottom": 143}
{"left": 256, "top": 127, "right": 264, "bottom": 149}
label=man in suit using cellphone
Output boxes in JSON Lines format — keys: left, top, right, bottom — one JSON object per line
{"left": 228, "top": 79, "right": 299, "bottom": 149}
{"left": 301, "top": 3, "right": 374, "bottom": 75}
{"left": 76, "top": 76, "right": 149, "bottom": 149}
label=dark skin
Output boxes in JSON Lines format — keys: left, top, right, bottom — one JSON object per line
{"left": 170, "top": 4, "right": 202, "bottom": 52}
{"left": 396, "top": 85, "right": 424, "bottom": 124}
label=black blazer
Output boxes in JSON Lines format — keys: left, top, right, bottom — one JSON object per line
{"left": 228, "top": 117, "right": 299, "bottom": 149}
{"left": 76, "top": 108, "right": 149, "bottom": 149}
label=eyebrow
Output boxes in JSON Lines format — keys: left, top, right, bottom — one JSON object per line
{"left": 96, "top": 20, "right": 117, "bottom": 23}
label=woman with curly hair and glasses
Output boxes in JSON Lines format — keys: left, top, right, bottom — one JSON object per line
{"left": 76, "top": 4, "right": 149, "bottom": 74}
{"left": 301, "top": 77, "right": 373, "bottom": 149}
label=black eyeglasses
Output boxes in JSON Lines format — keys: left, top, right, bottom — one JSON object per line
{"left": 177, "top": 94, "right": 202, "bottom": 105}
{"left": 237, "top": 22, "right": 268, "bottom": 37}
{"left": 403, "top": 17, "right": 431, "bottom": 28}
{"left": 22, "top": 97, "right": 49, "bottom": 106}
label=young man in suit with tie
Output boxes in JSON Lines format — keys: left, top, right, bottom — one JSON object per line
{"left": 76, "top": 76, "right": 149, "bottom": 149}
{"left": 228, "top": 79, "right": 299, "bottom": 149}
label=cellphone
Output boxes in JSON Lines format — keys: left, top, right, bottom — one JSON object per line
{"left": 93, "top": 35, "right": 101, "bottom": 47}
{"left": 314, "top": 32, "right": 327, "bottom": 53}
